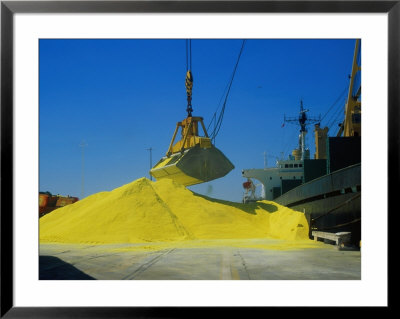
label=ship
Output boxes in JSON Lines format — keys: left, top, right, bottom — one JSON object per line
{"left": 242, "top": 39, "right": 361, "bottom": 247}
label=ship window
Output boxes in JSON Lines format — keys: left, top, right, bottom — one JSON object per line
{"left": 289, "top": 164, "right": 293, "bottom": 168}
{"left": 269, "top": 177, "right": 272, "bottom": 180}
{"left": 294, "top": 164, "right": 298, "bottom": 168}
{"left": 299, "top": 164, "right": 303, "bottom": 167}
{"left": 293, "top": 176, "right": 296, "bottom": 179}
{"left": 285, "top": 164, "right": 288, "bottom": 168}
{"left": 280, "top": 177, "right": 282, "bottom": 180}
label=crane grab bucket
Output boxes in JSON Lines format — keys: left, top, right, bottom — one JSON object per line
{"left": 150, "top": 116, "right": 234, "bottom": 186}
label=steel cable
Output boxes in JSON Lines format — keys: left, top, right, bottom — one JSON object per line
{"left": 208, "top": 40, "right": 246, "bottom": 142}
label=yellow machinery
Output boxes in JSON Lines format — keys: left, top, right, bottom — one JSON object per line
{"left": 337, "top": 39, "right": 361, "bottom": 137}
{"left": 315, "top": 39, "right": 361, "bottom": 159}
{"left": 314, "top": 123, "right": 329, "bottom": 159}
{"left": 150, "top": 115, "right": 234, "bottom": 186}
{"left": 150, "top": 42, "right": 234, "bottom": 186}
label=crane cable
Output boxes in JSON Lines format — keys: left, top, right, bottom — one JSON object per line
{"left": 186, "top": 39, "right": 192, "bottom": 71}
{"left": 327, "top": 104, "right": 345, "bottom": 131}
{"left": 208, "top": 39, "right": 246, "bottom": 142}
{"left": 320, "top": 86, "right": 348, "bottom": 125}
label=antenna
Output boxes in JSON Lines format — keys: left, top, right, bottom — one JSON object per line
{"left": 283, "top": 100, "right": 321, "bottom": 160}
{"left": 146, "top": 147, "right": 153, "bottom": 181}
{"left": 79, "top": 140, "right": 88, "bottom": 199}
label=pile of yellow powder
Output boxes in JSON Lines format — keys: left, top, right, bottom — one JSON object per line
{"left": 39, "top": 177, "right": 309, "bottom": 244}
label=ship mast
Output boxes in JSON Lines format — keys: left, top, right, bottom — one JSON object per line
{"left": 284, "top": 100, "right": 321, "bottom": 160}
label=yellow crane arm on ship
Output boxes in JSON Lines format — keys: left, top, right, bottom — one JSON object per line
{"left": 337, "top": 39, "right": 361, "bottom": 138}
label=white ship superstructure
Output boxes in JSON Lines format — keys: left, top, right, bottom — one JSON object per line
{"left": 242, "top": 159, "right": 305, "bottom": 201}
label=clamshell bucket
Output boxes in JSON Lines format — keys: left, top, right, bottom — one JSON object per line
{"left": 150, "top": 116, "right": 234, "bottom": 186}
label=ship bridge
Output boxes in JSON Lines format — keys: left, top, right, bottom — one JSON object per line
{"left": 242, "top": 159, "right": 304, "bottom": 201}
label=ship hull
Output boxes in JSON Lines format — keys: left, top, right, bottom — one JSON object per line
{"left": 274, "top": 163, "right": 361, "bottom": 246}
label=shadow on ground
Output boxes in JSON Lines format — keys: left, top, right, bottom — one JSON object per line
{"left": 39, "top": 256, "right": 95, "bottom": 280}
{"left": 193, "top": 193, "right": 278, "bottom": 215}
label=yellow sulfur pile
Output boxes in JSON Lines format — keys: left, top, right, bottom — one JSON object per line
{"left": 40, "top": 177, "right": 309, "bottom": 244}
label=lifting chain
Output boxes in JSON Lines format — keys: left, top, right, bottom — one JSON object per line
{"left": 186, "top": 40, "right": 193, "bottom": 117}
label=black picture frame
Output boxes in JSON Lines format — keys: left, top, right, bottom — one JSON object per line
{"left": 1, "top": 1, "right": 395, "bottom": 317}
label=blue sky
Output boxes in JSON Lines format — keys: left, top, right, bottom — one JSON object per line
{"left": 39, "top": 39, "right": 357, "bottom": 202}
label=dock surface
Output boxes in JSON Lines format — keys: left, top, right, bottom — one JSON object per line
{"left": 40, "top": 239, "right": 361, "bottom": 280}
